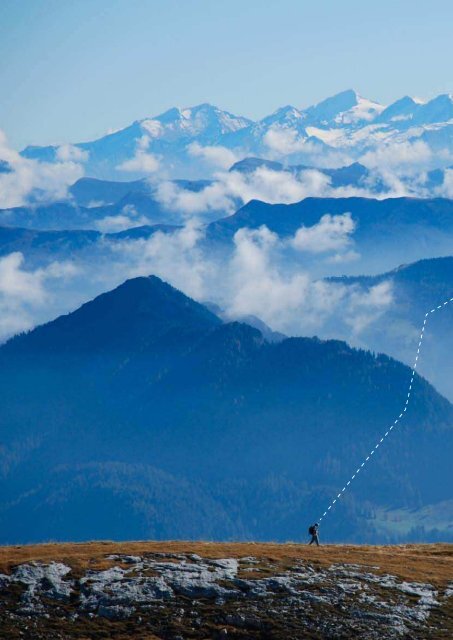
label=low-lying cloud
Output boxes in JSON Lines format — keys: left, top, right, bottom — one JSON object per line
{"left": 263, "top": 126, "right": 352, "bottom": 167}
{"left": 56, "top": 144, "right": 89, "bottom": 163}
{"left": 98, "top": 217, "right": 390, "bottom": 342}
{"left": 263, "top": 127, "right": 309, "bottom": 155}
{"left": 0, "top": 252, "right": 78, "bottom": 339}
{"left": 188, "top": 142, "right": 238, "bottom": 169}
{"left": 437, "top": 168, "right": 453, "bottom": 198}
{"left": 0, "top": 210, "right": 395, "bottom": 361}
{"left": 108, "top": 220, "right": 211, "bottom": 301}
{"left": 95, "top": 204, "right": 150, "bottom": 233}
{"left": 291, "top": 213, "right": 356, "bottom": 254}
{"left": 154, "top": 164, "right": 403, "bottom": 218}
{"left": 0, "top": 130, "right": 85, "bottom": 209}
{"left": 155, "top": 167, "right": 335, "bottom": 216}
{"left": 360, "top": 140, "right": 434, "bottom": 173}
{"left": 117, "top": 135, "right": 160, "bottom": 174}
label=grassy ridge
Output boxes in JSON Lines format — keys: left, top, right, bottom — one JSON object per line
{"left": 1, "top": 541, "right": 452, "bottom": 587}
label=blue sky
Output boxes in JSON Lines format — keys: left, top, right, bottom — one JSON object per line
{"left": 1, "top": 0, "right": 452, "bottom": 148}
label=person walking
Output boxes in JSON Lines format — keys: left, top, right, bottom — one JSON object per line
{"left": 308, "top": 523, "right": 320, "bottom": 546}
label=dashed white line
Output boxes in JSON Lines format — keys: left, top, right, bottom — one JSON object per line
{"left": 319, "top": 296, "right": 453, "bottom": 523}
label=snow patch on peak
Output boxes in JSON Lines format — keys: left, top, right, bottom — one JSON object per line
{"left": 305, "top": 89, "right": 384, "bottom": 127}
{"left": 259, "top": 106, "right": 307, "bottom": 130}
{"left": 338, "top": 96, "right": 385, "bottom": 125}
{"left": 305, "top": 89, "right": 360, "bottom": 120}
{"left": 141, "top": 119, "right": 164, "bottom": 138}
{"left": 180, "top": 108, "right": 192, "bottom": 119}
{"left": 274, "top": 105, "right": 305, "bottom": 118}
{"left": 147, "top": 103, "right": 252, "bottom": 138}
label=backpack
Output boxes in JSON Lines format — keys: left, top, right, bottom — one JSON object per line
{"left": 308, "top": 525, "right": 316, "bottom": 536}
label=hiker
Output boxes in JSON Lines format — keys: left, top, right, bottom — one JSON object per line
{"left": 308, "top": 523, "right": 320, "bottom": 546}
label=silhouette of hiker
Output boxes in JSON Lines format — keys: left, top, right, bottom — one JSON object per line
{"left": 308, "top": 523, "right": 320, "bottom": 546}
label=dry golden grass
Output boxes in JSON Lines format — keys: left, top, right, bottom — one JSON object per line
{"left": 0, "top": 540, "right": 452, "bottom": 587}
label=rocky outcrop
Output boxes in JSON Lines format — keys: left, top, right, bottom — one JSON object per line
{"left": 0, "top": 553, "right": 451, "bottom": 639}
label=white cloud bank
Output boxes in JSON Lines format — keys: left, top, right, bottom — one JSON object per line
{"left": 117, "top": 135, "right": 160, "bottom": 174}
{"left": 436, "top": 168, "right": 453, "bottom": 198}
{"left": 154, "top": 163, "right": 408, "bottom": 218}
{"left": 0, "top": 252, "right": 78, "bottom": 338}
{"left": 108, "top": 220, "right": 210, "bottom": 301}
{"left": 55, "top": 144, "right": 89, "bottom": 163}
{"left": 360, "top": 140, "right": 434, "bottom": 173}
{"left": 263, "top": 127, "right": 309, "bottom": 155}
{"left": 95, "top": 204, "right": 150, "bottom": 233}
{"left": 155, "top": 167, "right": 338, "bottom": 216}
{"left": 291, "top": 213, "right": 356, "bottom": 253}
{"left": 222, "top": 224, "right": 383, "bottom": 336}
{"left": 0, "top": 210, "right": 393, "bottom": 353}
{"left": 0, "top": 131, "right": 85, "bottom": 209}
{"left": 100, "top": 216, "right": 389, "bottom": 342}
{"left": 188, "top": 142, "right": 238, "bottom": 169}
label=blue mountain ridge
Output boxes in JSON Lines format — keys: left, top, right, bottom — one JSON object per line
{"left": 0, "top": 275, "right": 451, "bottom": 544}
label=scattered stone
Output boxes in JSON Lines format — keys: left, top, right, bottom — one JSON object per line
{"left": 97, "top": 604, "right": 135, "bottom": 620}
{"left": 0, "top": 553, "right": 446, "bottom": 638}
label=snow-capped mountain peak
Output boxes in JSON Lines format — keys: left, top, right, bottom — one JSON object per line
{"left": 305, "top": 89, "right": 360, "bottom": 118}
{"left": 413, "top": 93, "right": 453, "bottom": 125}
{"left": 259, "top": 105, "right": 306, "bottom": 127}
{"left": 19, "top": 90, "right": 453, "bottom": 180}
{"left": 377, "top": 96, "right": 421, "bottom": 123}
{"left": 304, "top": 89, "right": 384, "bottom": 127}
{"left": 139, "top": 103, "right": 253, "bottom": 140}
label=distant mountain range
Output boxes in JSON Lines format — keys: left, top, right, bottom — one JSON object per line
{"left": 0, "top": 222, "right": 180, "bottom": 266}
{"left": 20, "top": 90, "right": 453, "bottom": 180}
{"left": 0, "top": 275, "right": 452, "bottom": 544}
{"left": 3, "top": 196, "right": 450, "bottom": 274}
{"left": 206, "top": 196, "right": 453, "bottom": 275}
{"left": 0, "top": 177, "right": 221, "bottom": 231}
{"left": 208, "top": 195, "right": 453, "bottom": 240}
{"left": 1, "top": 196, "right": 453, "bottom": 275}
{"left": 230, "top": 157, "right": 450, "bottom": 195}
